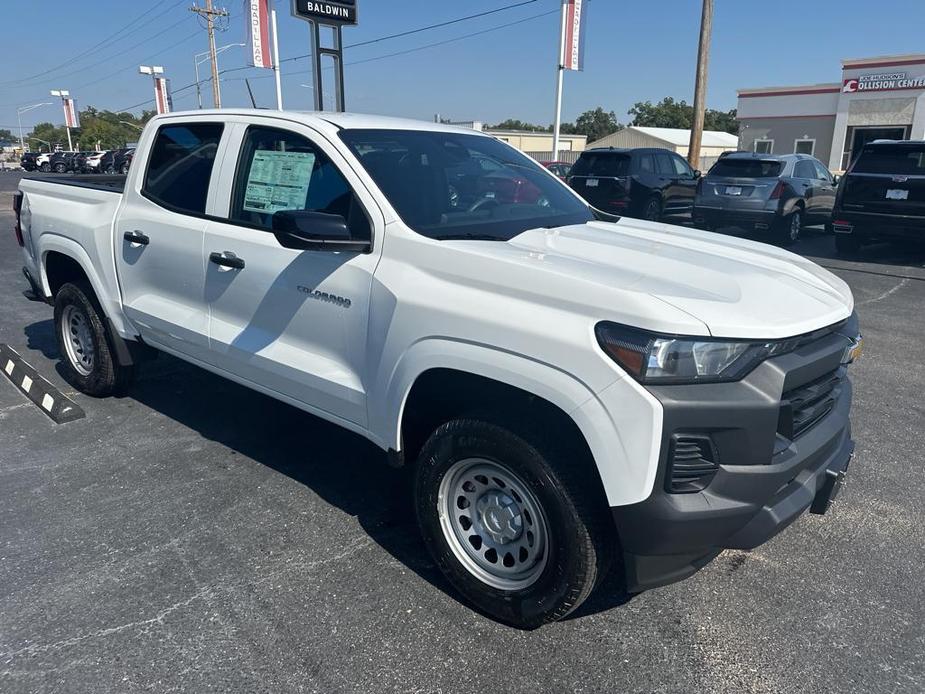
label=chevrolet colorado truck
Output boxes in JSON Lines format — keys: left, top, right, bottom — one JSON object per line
{"left": 14, "top": 110, "right": 862, "bottom": 629}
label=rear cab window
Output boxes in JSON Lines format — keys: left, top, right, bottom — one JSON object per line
{"left": 708, "top": 158, "right": 783, "bottom": 178}
{"left": 142, "top": 122, "right": 224, "bottom": 214}
{"left": 570, "top": 153, "right": 631, "bottom": 177}
{"left": 852, "top": 145, "right": 925, "bottom": 175}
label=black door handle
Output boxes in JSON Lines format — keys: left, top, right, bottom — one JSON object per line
{"left": 209, "top": 251, "right": 245, "bottom": 270}
{"left": 123, "top": 230, "right": 149, "bottom": 245}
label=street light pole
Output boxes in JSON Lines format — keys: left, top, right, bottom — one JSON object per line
{"left": 16, "top": 102, "right": 51, "bottom": 151}
{"left": 194, "top": 44, "right": 243, "bottom": 109}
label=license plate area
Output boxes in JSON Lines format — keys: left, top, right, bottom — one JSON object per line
{"left": 725, "top": 185, "right": 742, "bottom": 196}
{"left": 886, "top": 188, "right": 909, "bottom": 200}
{"left": 585, "top": 178, "right": 599, "bottom": 187}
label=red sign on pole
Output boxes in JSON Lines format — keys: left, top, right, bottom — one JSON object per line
{"left": 154, "top": 77, "right": 173, "bottom": 115}
{"left": 63, "top": 98, "right": 79, "bottom": 128}
{"left": 246, "top": 0, "right": 274, "bottom": 68}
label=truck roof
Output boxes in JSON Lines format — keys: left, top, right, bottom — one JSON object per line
{"left": 149, "top": 109, "right": 488, "bottom": 137}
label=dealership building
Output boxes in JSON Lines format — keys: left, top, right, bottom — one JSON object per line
{"left": 737, "top": 53, "right": 925, "bottom": 171}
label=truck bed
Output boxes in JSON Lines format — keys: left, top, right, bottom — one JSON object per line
{"left": 23, "top": 174, "right": 127, "bottom": 194}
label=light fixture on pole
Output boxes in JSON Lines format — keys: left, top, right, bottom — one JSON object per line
{"left": 50, "top": 90, "right": 77, "bottom": 151}
{"left": 193, "top": 43, "right": 243, "bottom": 109}
{"left": 140, "top": 65, "right": 172, "bottom": 115}
{"left": 16, "top": 102, "right": 51, "bottom": 151}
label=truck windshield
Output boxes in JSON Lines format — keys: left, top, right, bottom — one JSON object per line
{"left": 852, "top": 145, "right": 925, "bottom": 175}
{"left": 339, "top": 129, "right": 593, "bottom": 241}
{"left": 709, "top": 158, "right": 782, "bottom": 178}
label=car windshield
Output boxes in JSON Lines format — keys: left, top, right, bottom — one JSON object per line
{"left": 852, "top": 145, "right": 925, "bottom": 175}
{"left": 338, "top": 129, "right": 593, "bottom": 241}
{"left": 570, "top": 152, "right": 631, "bottom": 177}
{"left": 709, "top": 158, "right": 783, "bottom": 178}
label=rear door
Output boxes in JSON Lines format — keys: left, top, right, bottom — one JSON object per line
{"left": 200, "top": 120, "right": 382, "bottom": 427}
{"left": 810, "top": 160, "right": 837, "bottom": 220}
{"left": 841, "top": 143, "right": 925, "bottom": 217}
{"left": 792, "top": 159, "right": 818, "bottom": 219}
{"left": 667, "top": 153, "right": 698, "bottom": 216}
{"left": 114, "top": 120, "right": 226, "bottom": 361}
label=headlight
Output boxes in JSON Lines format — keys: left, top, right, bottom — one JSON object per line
{"left": 595, "top": 322, "right": 800, "bottom": 384}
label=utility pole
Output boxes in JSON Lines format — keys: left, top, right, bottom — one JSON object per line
{"left": 687, "top": 0, "right": 713, "bottom": 170}
{"left": 190, "top": 0, "right": 228, "bottom": 108}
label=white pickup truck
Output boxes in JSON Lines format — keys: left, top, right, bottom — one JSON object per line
{"left": 14, "top": 110, "right": 861, "bottom": 628}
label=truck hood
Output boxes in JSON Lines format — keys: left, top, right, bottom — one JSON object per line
{"left": 453, "top": 218, "right": 853, "bottom": 340}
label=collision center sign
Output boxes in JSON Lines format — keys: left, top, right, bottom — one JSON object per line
{"left": 843, "top": 72, "right": 925, "bottom": 93}
{"left": 292, "top": 0, "right": 356, "bottom": 25}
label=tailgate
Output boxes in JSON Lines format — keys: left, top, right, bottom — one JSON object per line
{"left": 569, "top": 175, "right": 630, "bottom": 208}
{"left": 841, "top": 173, "right": 925, "bottom": 217}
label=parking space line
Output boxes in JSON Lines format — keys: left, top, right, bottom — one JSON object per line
{"left": 0, "top": 344, "right": 85, "bottom": 424}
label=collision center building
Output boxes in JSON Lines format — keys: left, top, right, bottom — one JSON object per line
{"left": 737, "top": 53, "right": 925, "bottom": 171}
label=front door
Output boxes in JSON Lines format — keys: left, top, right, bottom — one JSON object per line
{"left": 115, "top": 121, "right": 225, "bottom": 360}
{"left": 201, "top": 123, "right": 381, "bottom": 427}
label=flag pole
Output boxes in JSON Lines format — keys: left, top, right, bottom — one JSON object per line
{"left": 271, "top": 8, "right": 283, "bottom": 109}
{"left": 552, "top": 2, "right": 567, "bottom": 159}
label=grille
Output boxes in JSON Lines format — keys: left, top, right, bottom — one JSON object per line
{"left": 666, "top": 435, "right": 719, "bottom": 494}
{"left": 779, "top": 369, "right": 842, "bottom": 440}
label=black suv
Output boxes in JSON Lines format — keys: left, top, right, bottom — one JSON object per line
{"left": 567, "top": 147, "right": 700, "bottom": 222}
{"left": 20, "top": 152, "right": 39, "bottom": 171}
{"left": 832, "top": 140, "right": 925, "bottom": 254}
{"left": 693, "top": 153, "right": 836, "bottom": 245}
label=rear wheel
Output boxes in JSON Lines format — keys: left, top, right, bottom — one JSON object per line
{"left": 54, "top": 163, "right": 66, "bottom": 173}
{"left": 776, "top": 209, "right": 802, "bottom": 246}
{"left": 414, "top": 417, "right": 614, "bottom": 629}
{"left": 835, "top": 233, "right": 862, "bottom": 256}
{"left": 40, "top": 163, "right": 51, "bottom": 173}
{"left": 642, "top": 196, "right": 662, "bottom": 222}
{"left": 54, "top": 282, "right": 134, "bottom": 396}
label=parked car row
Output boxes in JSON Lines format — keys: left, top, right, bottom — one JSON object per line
{"left": 20, "top": 148, "right": 135, "bottom": 174}
{"left": 565, "top": 140, "right": 925, "bottom": 255}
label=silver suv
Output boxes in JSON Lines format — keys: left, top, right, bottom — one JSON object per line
{"left": 693, "top": 152, "right": 837, "bottom": 245}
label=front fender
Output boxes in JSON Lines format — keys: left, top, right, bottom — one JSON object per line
{"left": 371, "top": 338, "right": 661, "bottom": 507}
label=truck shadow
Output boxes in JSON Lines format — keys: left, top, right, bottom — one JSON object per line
{"left": 22, "top": 317, "right": 634, "bottom": 624}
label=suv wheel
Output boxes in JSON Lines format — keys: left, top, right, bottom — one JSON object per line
{"left": 415, "top": 417, "right": 613, "bottom": 629}
{"left": 54, "top": 282, "right": 134, "bottom": 396}
{"left": 40, "top": 163, "right": 51, "bottom": 173}
{"left": 642, "top": 197, "right": 662, "bottom": 222}
{"left": 120, "top": 162, "right": 130, "bottom": 174}
{"left": 835, "top": 233, "right": 862, "bottom": 256}
{"left": 54, "top": 163, "right": 66, "bottom": 173}
{"left": 776, "top": 209, "right": 802, "bottom": 246}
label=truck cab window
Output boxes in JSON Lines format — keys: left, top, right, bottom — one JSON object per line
{"left": 143, "top": 123, "right": 224, "bottom": 214}
{"left": 231, "top": 126, "right": 369, "bottom": 239}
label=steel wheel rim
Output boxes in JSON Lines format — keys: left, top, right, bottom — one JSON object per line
{"left": 61, "top": 305, "right": 94, "bottom": 376}
{"left": 645, "top": 201, "right": 659, "bottom": 220}
{"left": 790, "top": 213, "right": 801, "bottom": 241}
{"left": 438, "top": 457, "right": 549, "bottom": 590}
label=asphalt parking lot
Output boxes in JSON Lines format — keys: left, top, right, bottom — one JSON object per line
{"left": 1, "top": 170, "right": 923, "bottom": 693}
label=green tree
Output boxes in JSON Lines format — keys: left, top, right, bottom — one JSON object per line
{"left": 491, "top": 119, "right": 550, "bottom": 132}
{"left": 628, "top": 97, "right": 739, "bottom": 135}
{"left": 565, "top": 107, "right": 622, "bottom": 143}
{"left": 0, "top": 128, "right": 14, "bottom": 142}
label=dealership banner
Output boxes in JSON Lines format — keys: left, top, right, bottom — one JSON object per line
{"left": 246, "top": 0, "right": 273, "bottom": 68}
{"left": 63, "top": 98, "right": 79, "bottom": 128}
{"left": 154, "top": 77, "right": 173, "bottom": 115}
{"left": 561, "top": 0, "right": 587, "bottom": 71}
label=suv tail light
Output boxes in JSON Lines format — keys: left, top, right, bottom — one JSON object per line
{"left": 13, "top": 191, "right": 24, "bottom": 247}
{"left": 769, "top": 180, "right": 786, "bottom": 200}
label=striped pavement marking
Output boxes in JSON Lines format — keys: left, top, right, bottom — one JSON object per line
{"left": 0, "top": 344, "right": 85, "bottom": 424}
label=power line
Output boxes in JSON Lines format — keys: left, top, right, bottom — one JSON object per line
{"left": 0, "top": 0, "right": 187, "bottom": 87}
{"left": 112, "top": 1, "right": 556, "bottom": 113}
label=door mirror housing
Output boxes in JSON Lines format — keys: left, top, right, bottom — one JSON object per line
{"left": 693, "top": 169, "right": 702, "bottom": 179}
{"left": 832, "top": 173, "right": 841, "bottom": 185}
{"left": 272, "top": 210, "right": 370, "bottom": 252}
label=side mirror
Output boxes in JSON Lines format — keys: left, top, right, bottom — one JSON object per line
{"left": 832, "top": 174, "right": 841, "bottom": 185}
{"left": 693, "top": 170, "right": 702, "bottom": 179}
{"left": 272, "top": 210, "right": 370, "bottom": 252}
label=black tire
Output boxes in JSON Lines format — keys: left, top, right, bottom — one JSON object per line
{"left": 120, "top": 162, "right": 130, "bottom": 174}
{"left": 642, "top": 196, "right": 662, "bottom": 222}
{"left": 54, "top": 281, "right": 134, "bottom": 397}
{"left": 414, "top": 416, "right": 614, "bottom": 629}
{"left": 835, "top": 233, "right": 862, "bottom": 256}
{"left": 54, "top": 163, "right": 66, "bottom": 173}
{"left": 775, "top": 209, "right": 802, "bottom": 246}
{"left": 40, "top": 162, "right": 51, "bottom": 173}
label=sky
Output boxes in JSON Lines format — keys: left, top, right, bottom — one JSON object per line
{"left": 2, "top": 0, "right": 925, "bottom": 137}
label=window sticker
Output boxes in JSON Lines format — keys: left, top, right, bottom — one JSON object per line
{"left": 242, "top": 149, "right": 316, "bottom": 214}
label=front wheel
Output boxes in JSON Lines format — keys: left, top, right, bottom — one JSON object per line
{"left": 415, "top": 417, "right": 614, "bottom": 629}
{"left": 54, "top": 282, "right": 134, "bottom": 397}
{"left": 40, "top": 163, "right": 51, "bottom": 172}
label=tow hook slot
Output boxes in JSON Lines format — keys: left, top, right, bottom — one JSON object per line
{"left": 810, "top": 465, "right": 848, "bottom": 515}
